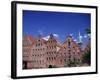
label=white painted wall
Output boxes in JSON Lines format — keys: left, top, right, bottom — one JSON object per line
{"left": 0, "top": 0, "right": 99, "bottom": 80}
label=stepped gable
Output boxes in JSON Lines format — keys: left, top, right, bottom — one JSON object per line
{"left": 35, "top": 34, "right": 47, "bottom": 45}
{"left": 47, "top": 33, "right": 61, "bottom": 46}
{"left": 47, "top": 34, "right": 57, "bottom": 42}
{"left": 23, "top": 35, "right": 34, "bottom": 47}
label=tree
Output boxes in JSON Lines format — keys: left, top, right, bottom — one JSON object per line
{"left": 84, "top": 28, "right": 91, "bottom": 39}
{"left": 85, "top": 28, "right": 91, "bottom": 34}
{"left": 82, "top": 50, "right": 91, "bottom": 65}
{"left": 68, "top": 59, "right": 77, "bottom": 67}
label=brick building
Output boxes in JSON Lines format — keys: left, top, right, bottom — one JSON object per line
{"left": 57, "top": 36, "right": 83, "bottom": 67}
{"left": 23, "top": 36, "right": 34, "bottom": 69}
{"left": 23, "top": 34, "right": 86, "bottom": 69}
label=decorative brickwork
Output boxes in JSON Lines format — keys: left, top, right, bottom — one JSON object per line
{"left": 23, "top": 34, "right": 90, "bottom": 69}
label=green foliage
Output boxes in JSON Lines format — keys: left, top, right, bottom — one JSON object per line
{"left": 68, "top": 59, "right": 77, "bottom": 67}
{"left": 85, "top": 28, "right": 91, "bottom": 34}
{"left": 82, "top": 50, "right": 91, "bottom": 65}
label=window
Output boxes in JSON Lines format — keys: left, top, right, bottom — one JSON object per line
{"left": 33, "top": 49, "right": 34, "bottom": 51}
{"left": 73, "top": 52, "right": 75, "bottom": 55}
{"left": 68, "top": 59, "right": 71, "bottom": 65}
{"left": 52, "top": 57, "right": 53, "bottom": 60}
{"left": 68, "top": 41, "right": 70, "bottom": 46}
{"left": 74, "top": 57, "right": 76, "bottom": 62}
{"left": 68, "top": 39, "right": 71, "bottom": 46}
{"left": 41, "top": 43, "right": 42, "bottom": 46}
{"left": 60, "top": 60, "right": 62, "bottom": 63}
{"left": 49, "top": 46, "right": 51, "bottom": 49}
{"left": 49, "top": 57, "right": 51, "bottom": 60}
{"left": 38, "top": 44, "right": 40, "bottom": 46}
{"left": 64, "top": 59, "right": 66, "bottom": 62}
{"left": 68, "top": 50, "right": 70, "bottom": 54}
{"left": 69, "top": 55, "right": 71, "bottom": 58}
{"left": 64, "top": 53, "right": 66, "bottom": 56}
{"left": 68, "top": 50, "right": 70, "bottom": 52}
{"left": 78, "top": 59, "right": 80, "bottom": 62}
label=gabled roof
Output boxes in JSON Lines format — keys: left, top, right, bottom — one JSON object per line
{"left": 23, "top": 35, "right": 34, "bottom": 47}
{"left": 47, "top": 34, "right": 57, "bottom": 42}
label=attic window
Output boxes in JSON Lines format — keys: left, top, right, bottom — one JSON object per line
{"left": 38, "top": 40, "right": 40, "bottom": 42}
{"left": 68, "top": 39, "right": 71, "bottom": 46}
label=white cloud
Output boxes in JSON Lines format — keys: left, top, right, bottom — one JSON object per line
{"left": 38, "top": 30, "right": 43, "bottom": 35}
{"left": 80, "top": 35, "right": 83, "bottom": 39}
{"left": 84, "top": 35, "right": 87, "bottom": 38}
{"left": 74, "top": 39, "right": 77, "bottom": 42}
{"left": 87, "top": 34, "right": 90, "bottom": 37}
{"left": 53, "top": 34, "right": 59, "bottom": 38}
{"left": 70, "top": 33, "right": 73, "bottom": 36}
{"left": 43, "top": 35, "right": 50, "bottom": 41}
{"left": 83, "top": 34, "right": 90, "bottom": 38}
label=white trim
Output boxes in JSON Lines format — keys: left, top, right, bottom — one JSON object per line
{"left": 17, "top": 3, "right": 96, "bottom": 77}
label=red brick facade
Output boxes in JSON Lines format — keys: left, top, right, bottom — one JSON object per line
{"left": 23, "top": 34, "right": 89, "bottom": 69}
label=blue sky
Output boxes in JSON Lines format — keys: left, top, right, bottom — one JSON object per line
{"left": 23, "top": 10, "right": 91, "bottom": 48}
